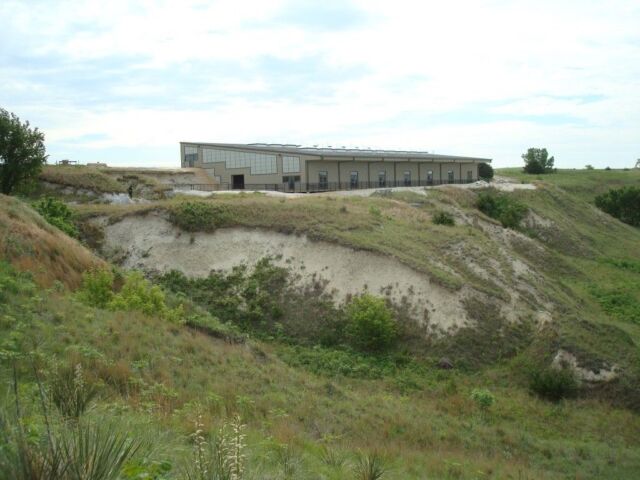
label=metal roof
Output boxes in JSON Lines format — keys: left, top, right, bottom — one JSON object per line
{"left": 180, "top": 142, "right": 491, "bottom": 163}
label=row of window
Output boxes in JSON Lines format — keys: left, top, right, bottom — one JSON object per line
{"left": 318, "top": 170, "right": 473, "bottom": 187}
{"left": 184, "top": 147, "right": 301, "bottom": 175}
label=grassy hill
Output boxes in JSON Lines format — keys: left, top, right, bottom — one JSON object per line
{"left": 2, "top": 170, "right": 640, "bottom": 479}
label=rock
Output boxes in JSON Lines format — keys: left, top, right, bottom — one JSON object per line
{"left": 437, "top": 357, "right": 454, "bottom": 370}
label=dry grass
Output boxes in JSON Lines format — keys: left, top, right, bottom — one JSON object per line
{"left": 0, "top": 194, "right": 104, "bottom": 288}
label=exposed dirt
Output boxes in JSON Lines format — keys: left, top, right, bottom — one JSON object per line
{"left": 100, "top": 214, "right": 477, "bottom": 331}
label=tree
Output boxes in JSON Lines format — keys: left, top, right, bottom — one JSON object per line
{"left": 595, "top": 186, "right": 640, "bottom": 227}
{"left": 0, "top": 108, "right": 47, "bottom": 194}
{"left": 478, "top": 162, "right": 494, "bottom": 180}
{"left": 522, "top": 147, "right": 555, "bottom": 174}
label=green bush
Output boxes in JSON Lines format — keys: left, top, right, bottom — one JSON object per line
{"left": 109, "top": 271, "right": 183, "bottom": 322}
{"left": 432, "top": 211, "right": 455, "bottom": 226}
{"left": 168, "top": 201, "right": 233, "bottom": 232}
{"left": 529, "top": 365, "right": 579, "bottom": 401}
{"left": 345, "top": 294, "right": 397, "bottom": 353}
{"left": 79, "top": 269, "right": 183, "bottom": 322}
{"left": 477, "top": 191, "right": 527, "bottom": 229}
{"left": 78, "top": 268, "right": 115, "bottom": 308}
{"left": 470, "top": 388, "right": 495, "bottom": 410}
{"left": 478, "top": 162, "right": 494, "bottom": 180}
{"left": 594, "top": 186, "right": 640, "bottom": 227}
{"left": 32, "top": 196, "right": 79, "bottom": 238}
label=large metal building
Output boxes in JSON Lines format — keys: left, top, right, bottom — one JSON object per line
{"left": 180, "top": 142, "right": 491, "bottom": 192}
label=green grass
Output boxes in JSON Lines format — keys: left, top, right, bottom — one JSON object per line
{"left": 2, "top": 260, "right": 640, "bottom": 479}
{"left": 497, "top": 167, "right": 640, "bottom": 204}
{"left": 3, "top": 169, "right": 640, "bottom": 478}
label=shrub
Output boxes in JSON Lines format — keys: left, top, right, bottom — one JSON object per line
{"left": 109, "top": 271, "right": 183, "bottom": 321}
{"left": 169, "top": 201, "right": 233, "bottom": 232}
{"left": 432, "top": 211, "right": 455, "bottom": 226}
{"left": 529, "top": 365, "right": 579, "bottom": 401}
{"left": 477, "top": 191, "right": 527, "bottom": 229}
{"left": 345, "top": 294, "right": 397, "bottom": 353}
{"left": 32, "top": 196, "right": 79, "bottom": 238}
{"left": 470, "top": 388, "right": 495, "bottom": 410}
{"left": 78, "top": 268, "right": 115, "bottom": 308}
{"left": 594, "top": 186, "right": 640, "bottom": 227}
{"left": 478, "top": 162, "right": 494, "bottom": 180}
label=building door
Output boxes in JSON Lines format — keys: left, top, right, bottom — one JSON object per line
{"left": 232, "top": 174, "right": 245, "bottom": 189}
{"left": 378, "top": 171, "right": 386, "bottom": 187}
{"left": 350, "top": 171, "right": 358, "bottom": 189}
{"left": 318, "top": 171, "right": 328, "bottom": 190}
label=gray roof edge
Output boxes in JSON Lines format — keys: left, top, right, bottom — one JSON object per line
{"left": 180, "top": 142, "right": 492, "bottom": 163}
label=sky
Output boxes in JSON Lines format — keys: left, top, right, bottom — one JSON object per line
{"left": 1, "top": 0, "right": 639, "bottom": 168}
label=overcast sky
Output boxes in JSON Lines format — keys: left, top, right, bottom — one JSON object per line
{"left": 1, "top": 0, "right": 639, "bottom": 168}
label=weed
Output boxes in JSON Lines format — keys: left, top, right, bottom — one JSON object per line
{"left": 432, "top": 211, "right": 455, "bottom": 226}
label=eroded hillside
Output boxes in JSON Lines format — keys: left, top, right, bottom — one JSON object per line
{"left": 2, "top": 172, "right": 640, "bottom": 479}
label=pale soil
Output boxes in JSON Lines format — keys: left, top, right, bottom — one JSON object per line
{"left": 553, "top": 349, "right": 619, "bottom": 382}
{"left": 101, "top": 214, "right": 474, "bottom": 332}
{"left": 170, "top": 179, "right": 536, "bottom": 200}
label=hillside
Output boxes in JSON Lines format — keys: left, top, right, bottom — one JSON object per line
{"left": 1, "top": 170, "right": 640, "bottom": 479}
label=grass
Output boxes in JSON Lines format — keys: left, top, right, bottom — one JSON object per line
{"left": 0, "top": 194, "right": 104, "bottom": 288}
{"left": 497, "top": 167, "right": 640, "bottom": 204}
{"left": 2, "top": 260, "right": 640, "bottom": 478}
{"left": 40, "top": 165, "right": 127, "bottom": 193}
{"left": 3, "top": 170, "right": 640, "bottom": 477}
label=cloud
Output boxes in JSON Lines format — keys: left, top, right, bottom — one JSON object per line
{"left": 0, "top": 0, "right": 639, "bottom": 168}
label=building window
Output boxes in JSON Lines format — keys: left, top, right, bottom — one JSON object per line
{"left": 448, "top": 170, "right": 454, "bottom": 183}
{"left": 184, "top": 146, "right": 198, "bottom": 167}
{"left": 350, "top": 171, "right": 358, "bottom": 189}
{"left": 403, "top": 171, "right": 411, "bottom": 186}
{"left": 378, "top": 171, "right": 386, "bottom": 187}
{"left": 201, "top": 148, "right": 277, "bottom": 174}
{"left": 282, "top": 175, "right": 300, "bottom": 190}
{"left": 282, "top": 156, "right": 300, "bottom": 173}
{"left": 427, "top": 170, "right": 433, "bottom": 184}
{"left": 467, "top": 170, "right": 473, "bottom": 182}
{"left": 318, "top": 171, "right": 328, "bottom": 189}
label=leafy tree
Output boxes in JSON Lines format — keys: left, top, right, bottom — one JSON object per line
{"left": 585, "top": 164, "right": 594, "bottom": 170}
{"left": 478, "top": 162, "right": 494, "bottom": 180}
{"left": 522, "top": 147, "right": 555, "bottom": 174}
{"left": 0, "top": 108, "right": 47, "bottom": 194}
{"left": 595, "top": 186, "right": 640, "bottom": 227}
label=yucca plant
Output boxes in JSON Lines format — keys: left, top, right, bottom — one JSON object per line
{"left": 318, "top": 444, "right": 346, "bottom": 469}
{"left": 353, "top": 451, "right": 387, "bottom": 480}
{"left": 62, "top": 422, "right": 143, "bottom": 480}
{"left": 183, "top": 415, "right": 246, "bottom": 480}
{"left": 50, "top": 364, "right": 99, "bottom": 420}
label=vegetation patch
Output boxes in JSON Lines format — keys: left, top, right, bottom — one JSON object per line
{"left": 476, "top": 190, "right": 527, "bottom": 228}
{"left": 595, "top": 186, "right": 640, "bottom": 227}
{"left": 168, "top": 200, "right": 234, "bottom": 232}
{"left": 32, "top": 196, "right": 79, "bottom": 238}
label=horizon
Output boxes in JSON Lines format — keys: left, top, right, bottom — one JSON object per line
{"left": 2, "top": 0, "right": 639, "bottom": 169}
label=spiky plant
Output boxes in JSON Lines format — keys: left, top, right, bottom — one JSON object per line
{"left": 353, "top": 452, "right": 387, "bottom": 480}
{"left": 61, "top": 422, "right": 142, "bottom": 480}
{"left": 50, "top": 363, "right": 98, "bottom": 420}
